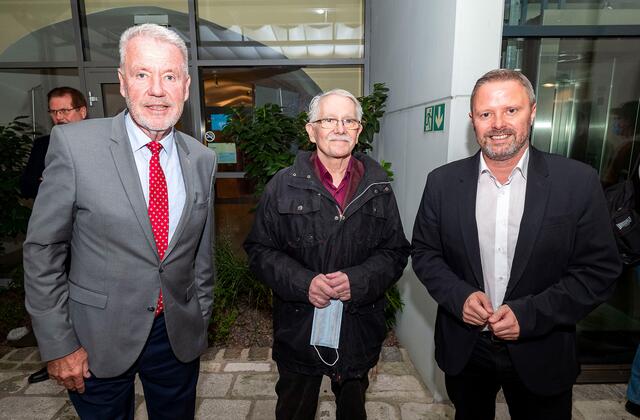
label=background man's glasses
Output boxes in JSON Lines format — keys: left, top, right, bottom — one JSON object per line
{"left": 312, "top": 118, "right": 361, "bottom": 131}
{"left": 48, "top": 107, "right": 80, "bottom": 116}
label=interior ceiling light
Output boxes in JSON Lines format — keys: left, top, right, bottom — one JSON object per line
{"left": 314, "top": 8, "right": 326, "bottom": 14}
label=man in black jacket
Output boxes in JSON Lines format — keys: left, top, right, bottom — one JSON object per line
{"left": 244, "top": 89, "right": 410, "bottom": 420}
{"left": 411, "top": 69, "right": 621, "bottom": 419}
{"left": 20, "top": 86, "right": 87, "bottom": 198}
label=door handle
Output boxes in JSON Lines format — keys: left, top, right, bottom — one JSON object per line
{"left": 88, "top": 91, "right": 100, "bottom": 107}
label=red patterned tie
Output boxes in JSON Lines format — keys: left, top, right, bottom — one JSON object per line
{"left": 147, "top": 141, "right": 167, "bottom": 317}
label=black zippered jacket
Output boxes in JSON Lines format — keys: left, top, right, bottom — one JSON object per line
{"left": 244, "top": 150, "right": 410, "bottom": 380}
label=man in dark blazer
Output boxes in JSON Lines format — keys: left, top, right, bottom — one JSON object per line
{"left": 20, "top": 86, "right": 87, "bottom": 199}
{"left": 411, "top": 69, "right": 621, "bottom": 420}
{"left": 23, "top": 24, "right": 216, "bottom": 419}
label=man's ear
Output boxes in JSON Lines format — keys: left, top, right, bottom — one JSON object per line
{"left": 118, "top": 69, "right": 126, "bottom": 98}
{"left": 305, "top": 123, "right": 316, "bottom": 144}
{"left": 79, "top": 107, "right": 87, "bottom": 120}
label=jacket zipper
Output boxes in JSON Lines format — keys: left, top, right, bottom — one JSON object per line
{"left": 335, "top": 181, "right": 391, "bottom": 221}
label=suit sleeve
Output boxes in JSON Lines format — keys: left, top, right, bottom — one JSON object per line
{"left": 411, "top": 172, "right": 481, "bottom": 321}
{"left": 243, "top": 177, "right": 318, "bottom": 303}
{"left": 342, "top": 190, "right": 410, "bottom": 307}
{"left": 195, "top": 152, "right": 217, "bottom": 324}
{"left": 505, "top": 170, "right": 622, "bottom": 339}
{"left": 23, "top": 126, "right": 80, "bottom": 361}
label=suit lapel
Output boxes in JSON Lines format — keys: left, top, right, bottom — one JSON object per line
{"left": 108, "top": 111, "right": 158, "bottom": 257}
{"left": 459, "top": 152, "right": 484, "bottom": 290}
{"left": 165, "top": 132, "right": 194, "bottom": 259}
{"left": 506, "top": 147, "right": 551, "bottom": 297}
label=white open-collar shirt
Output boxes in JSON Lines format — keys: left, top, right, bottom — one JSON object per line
{"left": 476, "top": 147, "right": 529, "bottom": 311}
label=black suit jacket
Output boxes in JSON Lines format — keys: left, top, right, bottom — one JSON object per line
{"left": 20, "top": 134, "right": 50, "bottom": 199}
{"left": 411, "top": 146, "right": 621, "bottom": 395}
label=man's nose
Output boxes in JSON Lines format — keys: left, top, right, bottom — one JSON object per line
{"left": 148, "top": 75, "right": 165, "bottom": 96}
{"left": 492, "top": 114, "right": 506, "bottom": 129}
{"left": 334, "top": 120, "right": 347, "bottom": 134}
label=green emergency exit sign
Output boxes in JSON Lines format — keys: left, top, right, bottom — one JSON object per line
{"left": 424, "top": 103, "right": 445, "bottom": 132}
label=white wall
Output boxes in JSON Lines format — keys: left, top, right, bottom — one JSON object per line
{"left": 369, "top": 0, "right": 504, "bottom": 401}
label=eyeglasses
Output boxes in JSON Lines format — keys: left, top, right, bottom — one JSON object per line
{"left": 48, "top": 107, "right": 80, "bottom": 117}
{"left": 312, "top": 118, "right": 361, "bottom": 131}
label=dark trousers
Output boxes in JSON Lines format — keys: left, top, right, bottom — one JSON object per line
{"left": 445, "top": 334, "right": 572, "bottom": 420}
{"left": 68, "top": 314, "right": 200, "bottom": 420}
{"left": 275, "top": 365, "right": 369, "bottom": 420}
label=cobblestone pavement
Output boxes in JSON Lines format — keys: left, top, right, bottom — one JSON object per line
{"left": 0, "top": 345, "right": 634, "bottom": 419}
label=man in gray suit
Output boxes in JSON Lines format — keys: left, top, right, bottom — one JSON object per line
{"left": 23, "top": 23, "right": 216, "bottom": 419}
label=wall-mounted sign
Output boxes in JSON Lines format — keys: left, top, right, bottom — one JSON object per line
{"left": 424, "top": 103, "right": 445, "bottom": 132}
{"left": 204, "top": 131, "right": 216, "bottom": 143}
{"left": 208, "top": 142, "right": 237, "bottom": 164}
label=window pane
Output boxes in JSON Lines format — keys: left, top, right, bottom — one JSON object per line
{"left": 83, "top": 1, "right": 190, "bottom": 62}
{"left": 504, "top": 0, "right": 640, "bottom": 26}
{"left": 200, "top": 66, "right": 362, "bottom": 172}
{"left": 502, "top": 36, "right": 640, "bottom": 365}
{"left": 0, "top": 1, "right": 76, "bottom": 62}
{"left": 197, "top": 0, "right": 364, "bottom": 60}
{"left": 0, "top": 69, "right": 81, "bottom": 134}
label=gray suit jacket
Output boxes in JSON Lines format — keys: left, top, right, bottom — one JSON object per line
{"left": 23, "top": 111, "right": 217, "bottom": 378}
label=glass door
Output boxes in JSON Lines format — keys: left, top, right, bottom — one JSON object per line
{"left": 84, "top": 68, "right": 125, "bottom": 119}
{"left": 503, "top": 37, "right": 640, "bottom": 381}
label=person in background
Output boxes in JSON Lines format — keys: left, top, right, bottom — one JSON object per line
{"left": 20, "top": 87, "right": 87, "bottom": 199}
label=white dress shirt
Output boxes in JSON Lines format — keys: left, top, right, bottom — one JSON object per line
{"left": 476, "top": 147, "right": 529, "bottom": 311}
{"left": 125, "top": 112, "right": 186, "bottom": 244}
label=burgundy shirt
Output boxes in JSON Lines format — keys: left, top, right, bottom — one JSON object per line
{"left": 311, "top": 152, "right": 364, "bottom": 210}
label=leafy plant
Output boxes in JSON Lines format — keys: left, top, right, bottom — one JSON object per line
{"left": 210, "top": 235, "right": 270, "bottom": 344}
{"left": 0, "top": 116, "right": 33, "bottom": 253}
{"left": 222, "top": 104, "right": 310, "bottom": 196}
{"left": 356, "top": 82, "right": 389, "bottom": 154}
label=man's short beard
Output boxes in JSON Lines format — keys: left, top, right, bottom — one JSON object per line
{"left": 479, "top": 133, "right": 529, "bottom": 162}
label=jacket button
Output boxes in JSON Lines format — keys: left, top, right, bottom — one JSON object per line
{"left": 147, "top": 306, "right": 155, "bottom": 312}
{"left": 306, "top": 175, "right": 311, "bottom": 179}
{"left": 292, "top": 173, "right": 297, "bottom": 176}
{"left": 297, "top": 205, "right": 303, "bottom": 211}
{"left": 373, "top": 189, "right": 379, "bottom": 194}
{"left": 334, "top": 216, "right": 339, "bottom": 221}
{"left": 384, "top": 186, "right": 389, "bottom": 192}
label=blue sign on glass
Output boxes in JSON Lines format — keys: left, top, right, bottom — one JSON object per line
{"left": 211, "top": 113, "right": 229, "bottom": 131}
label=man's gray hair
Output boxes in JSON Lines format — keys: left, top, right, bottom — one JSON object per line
{"left": 119, "top": 24, "right": 189, "bottom": 75}
{"left": 308, "top": 89, "right": 363, "bottom": 122}
{"left": 470, "top": 69, "right": 536, "bottom": 112}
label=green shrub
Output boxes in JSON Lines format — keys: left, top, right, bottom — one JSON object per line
{"left": 0, "top": 116, "right": 33, "bottom": 252}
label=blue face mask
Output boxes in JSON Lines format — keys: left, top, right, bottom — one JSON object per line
{"left": 310, "top": 299, "right": 343, "bottom": 366}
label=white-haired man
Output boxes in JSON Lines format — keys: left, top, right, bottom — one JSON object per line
{"left": 244, "top": 89, "right": 410, "bottom": 419}
{"left": 24, "top": 23, "right": 217, "bottom": 419}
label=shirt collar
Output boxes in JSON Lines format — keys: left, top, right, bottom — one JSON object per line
{"left": 313, "top": 152, "right": 353, "bottom": 185}
{"left": 479, "top": 146, "right": 529, "bottom": 183}
{"left": 124, "top": 111, "right": 175, "bottom": 155}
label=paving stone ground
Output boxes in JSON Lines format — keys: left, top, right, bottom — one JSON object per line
{"left": 0, "top": 346, "right": 633, "bottom": 419}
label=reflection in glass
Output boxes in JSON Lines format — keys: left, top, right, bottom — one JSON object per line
{"left": 197, "top": 0, "right": 364, "bottom": 60}
{"left": 503, "top": 36, "right": 640, "bottom": 365}
{"left": 0, "top": 1, "right": 76, "bottom": 62}
{"left": 504, "top": 0, "right": 640, "bottom": 26}
{"left": 0, "top": 69, "right": 80, "bottom": 134}
{"left": 83, "top": 1, "right": 190, "bottom": 61}
{"left": 200, "top": 66, "right": 362, "bottom": 172}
